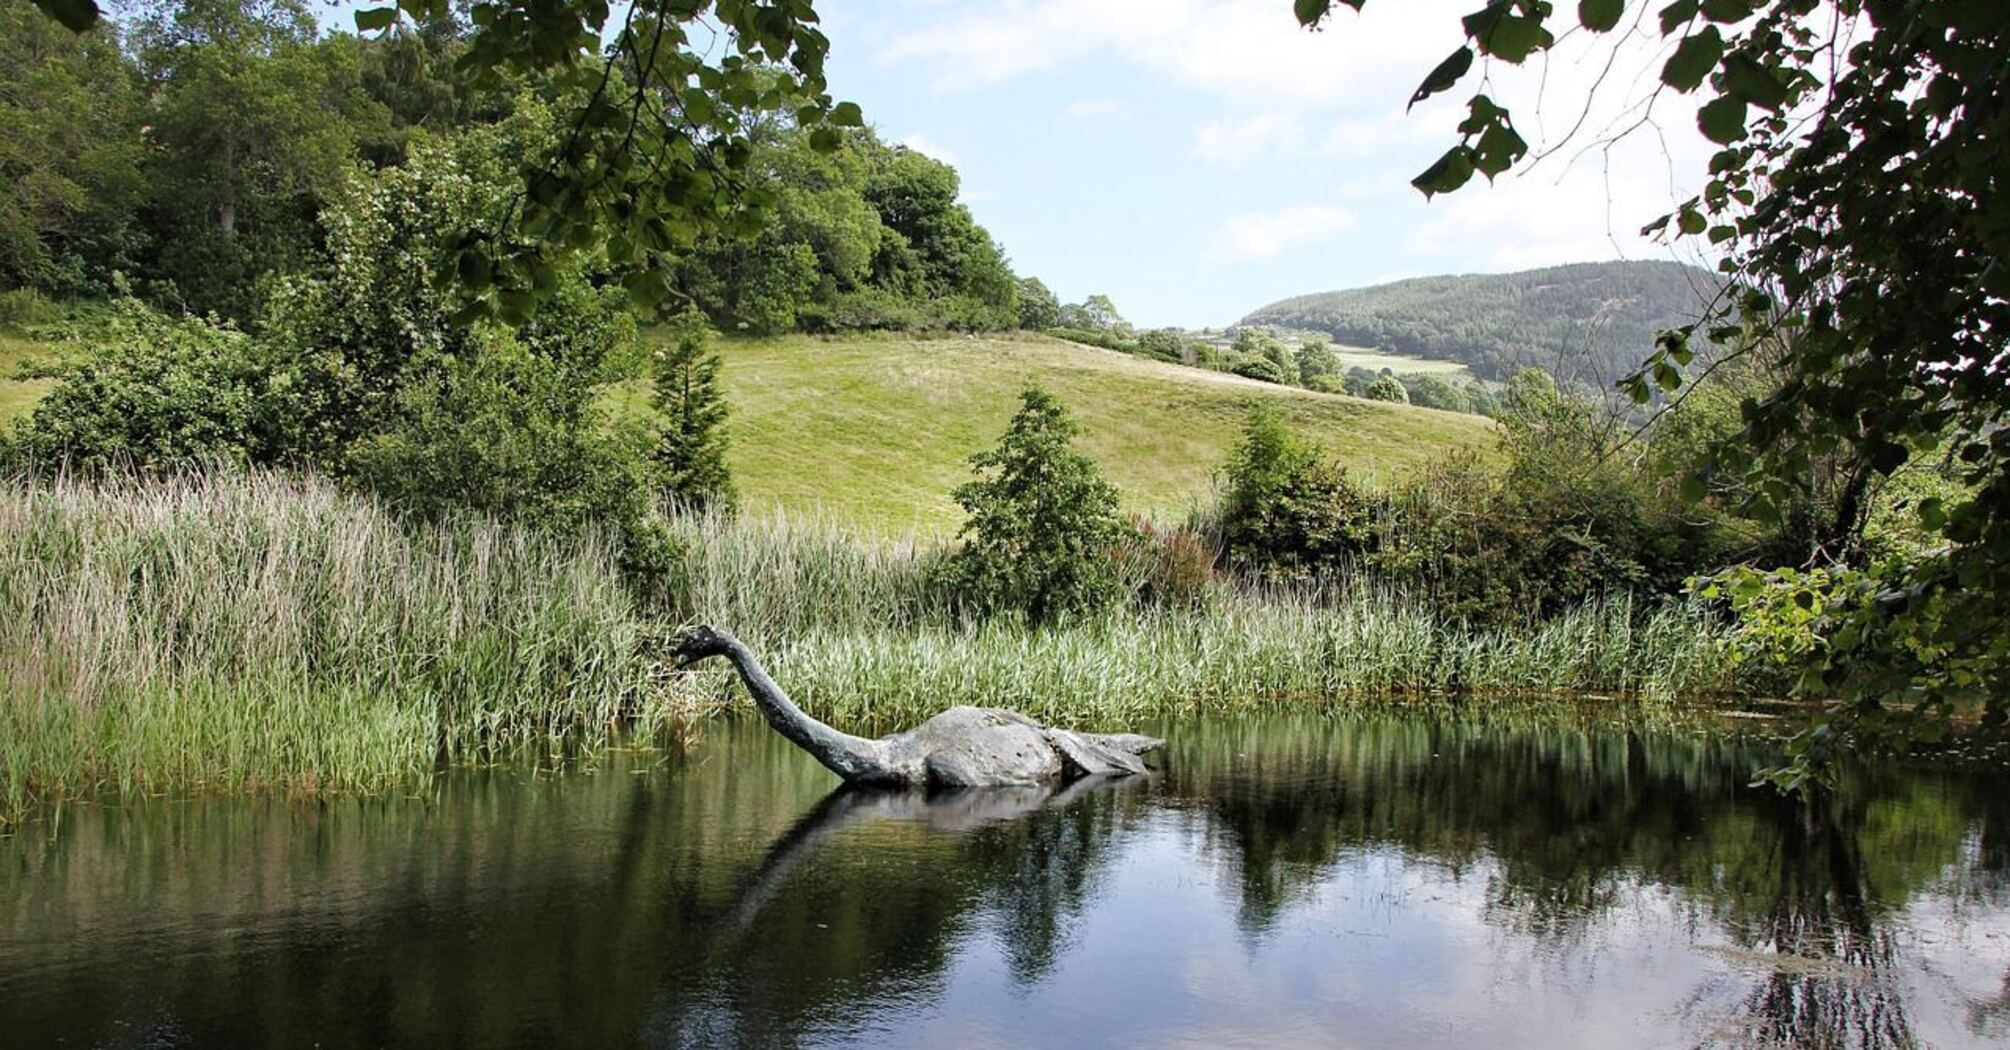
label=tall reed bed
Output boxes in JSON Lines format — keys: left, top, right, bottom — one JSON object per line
{"left": 1, "top": 476, "right": 1740, "bottom": 823}
{"left": 0, "top": 471, "right": 656, "bottom": 820}
{"left": 738, "top": 590, "right": 1735, "bottom": 732}
{"left": 659, "top": 510, "right": 1740, "bottom": 728}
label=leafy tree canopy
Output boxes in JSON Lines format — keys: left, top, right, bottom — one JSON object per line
{"left": 24, "top": 0, "right": 859, "bottom": 322}
{"left": 1292, "top": 0, "right": 2010, "bottom": 769}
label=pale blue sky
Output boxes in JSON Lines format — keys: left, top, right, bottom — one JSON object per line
{"left": 819, "top": 0, "right": 1715, "bottom": 327}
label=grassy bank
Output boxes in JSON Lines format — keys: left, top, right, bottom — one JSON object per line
{"left": 7, "top": 321, "right": 1493, "bottom": 531}
{"left": 0, "top": 472, "right": 1740, "bottom": 825}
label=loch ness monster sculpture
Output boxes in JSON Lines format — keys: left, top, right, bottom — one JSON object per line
{"left": 671, "top": 625, "right": 1164, "bottom": 788}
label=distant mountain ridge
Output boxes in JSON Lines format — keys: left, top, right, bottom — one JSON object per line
{"left": 1239, "top": 260, "right": 1720, "bottom": 383}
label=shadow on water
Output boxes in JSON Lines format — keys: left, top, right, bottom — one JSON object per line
{"left": 1, "top": 710, "right": 2005, "bottom": 1048}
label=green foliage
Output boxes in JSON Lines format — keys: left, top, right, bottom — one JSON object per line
{"left": 1015, "top": 276, "right": 1060, "bottom": 330}
{"left": 1697, "top": 566, "right": 1841, "bottom": 704}
{"left": 1216, "top": 388, "right": 1737, "bottom": 624}
{"left": 14, "top": 114, "right": 656, "bottom": 537}
{"left": 1400, "top": 373, "right": 1468, "bottom": 412}
{"left": 1060, "top": 293, "right": 1125, "bottom": 333}
{"left": 406, "top": 0, "right": 847, "bottom": 325}
{"left": 650, "top": 319, "right": 736, "bottom": 513}
{"left": 134, "top": 0, "right": 387, "bottom": 319}
{"left": 1363, "top": 375, "right": 1408, "bottom": 403}
{"left": 936, "top": 387, "right": 1126, "bottom": 626}
{"left": 1133, "top": 328, "right": 1188, "bottom": 363}
{"left": 5, "top": 299, "right": 273, "bottom": 470}
{"left": 1230, "top": 356, "right": 1289, "bottom": 385}
{"left": 1461, "top": 381, "right": 1500, "bottom": 417}
{"left": 862, "top": 141, "right": 1018, "bottom": 329}
{"left": 1219, "top": 407, "right": 1374, "bottom": 582}
{"left": 348, "top": 329, "right": 652, "bottom": 531}
{"left": 1295, "top": 0, "right": 2010, "bottom": 769}
{"left": 1294, "top": 337, "right": 1339, "bottom": 386}
{"left": 673, "top": 129, "right": 1020, "bottom": 334}
{"left": 1243, "top": 261, "right": 1716, "bottom": 383}
{"left": 0, "top": 0, "right": 145, "bottom": 294}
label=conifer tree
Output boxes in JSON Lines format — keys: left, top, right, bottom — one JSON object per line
{"left": 939, "top": 386, "right": 1124, "bottom": 626}
{"left": 651, "top": 325, "right": 736, "bottom": 513}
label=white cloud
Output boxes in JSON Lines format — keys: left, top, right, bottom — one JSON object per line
{"left": 898, "top": 133, "right": 961, "bottom": 167}
{"left": 1211, "top": 204, "right": 1356, "bottom": 261}
{"left": 876, "top": 0, "right": 1462, "bottom": 106}
{"left": 1193, "top": 113, "right": 1304, "bottom": 167}
{"left": 858, "top": 0, "right": 1720, "bottom": 318}
{"left": 1061, "top": 97, "right": 1128, "bottom": 120}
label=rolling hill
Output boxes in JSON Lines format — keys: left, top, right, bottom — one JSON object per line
{"left": 1240, "top": 260, "right": 1720, "bottom": 384}
{"left": 621, "top": 331, "right": 1495, "bottom": 532}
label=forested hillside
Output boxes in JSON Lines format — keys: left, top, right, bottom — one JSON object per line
{"left": 0, "top": 0, "right": 1017, "bottom": 333}
{"left": 1240, "top": 261, "right": 1720, "bottom": 383}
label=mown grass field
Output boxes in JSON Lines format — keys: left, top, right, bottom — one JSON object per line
{"left": 623, "top": 331, "right": 1495, "bottom": 532}
{"left": 0, "top": 330, "right": 58, "bottom": 424}
{"left": 1329, "top": 345, "right": 1468, "bottom": 376}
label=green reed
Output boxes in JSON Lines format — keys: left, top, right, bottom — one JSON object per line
{"left": 755, "top": 589, "right": 1736, "bottom": 732}
{"left": 1, "top": 474, "right": 1740, "bottom": 824}
{"left": 658, "top": 510, "right": 1739, "bottom": 729}
{"left": 0, "top": 470, "right": 661, "bottom": 822}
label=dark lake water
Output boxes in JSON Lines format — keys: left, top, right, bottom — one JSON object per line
{"left": 3, "top": 711, "right": 2007, "bottom": 1048}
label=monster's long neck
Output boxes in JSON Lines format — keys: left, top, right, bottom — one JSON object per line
{"left": 721, "top": 636, "right": 886, "bottom": 781}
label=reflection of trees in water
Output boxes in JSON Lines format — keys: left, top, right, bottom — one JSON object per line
{"left": 1702, "top": 792, "right": 1912, "bottom": 1050}
{"left": 4, "top": 713, "right": 2005, "bottom": 1049}
{"left": 1160, "top": 711, "right": 2009, "bottom": 1050}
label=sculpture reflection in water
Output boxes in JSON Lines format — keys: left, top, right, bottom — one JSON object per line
{"left": 650, "top": 775, "right": 1147, "bottom": 1047}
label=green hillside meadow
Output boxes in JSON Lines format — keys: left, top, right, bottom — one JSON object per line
{"left": 623, "top": 331, "right": 1494, "bottom": 532}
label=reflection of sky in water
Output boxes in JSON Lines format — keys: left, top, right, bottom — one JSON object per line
{"left": 786, "top": 816, "right": 2006, "bottom": 1049}
{"left": 4, "top": 712, "right": 2006, "bottom": 1048}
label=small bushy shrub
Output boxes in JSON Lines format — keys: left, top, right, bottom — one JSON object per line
{"left": 1363, "top": 375, "right": 1409, "bottom": 402}
{"left": 347, "top": 332, "right": 654, "bottom": 531}
{"left": 6, "top": 299, "right": 276, "bottom": 471}
{"left": 1219, "top": 407, "right": 1375, "bottom": 582}
{"left": 1230, "top": 356, "right": 1288, "bottom": 384}
{"left": 1401, "top": 373, "right": 1469, "bottom": 412}
{"left": 1134, "top": 328, "right": 1188, "bottom": 363}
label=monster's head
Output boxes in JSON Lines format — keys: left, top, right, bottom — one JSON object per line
{"left": 669, "top": 624, "right": 736, "bottom": 670}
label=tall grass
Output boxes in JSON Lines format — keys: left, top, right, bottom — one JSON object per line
{"left": 1, "top": 475, "right": 1741, "bottom": 823}
{"left": 0, "top": 470, "right": 661, "bottom": 821}
{"left": 766, "top": 591, "right": 1735, "bottom": 732}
